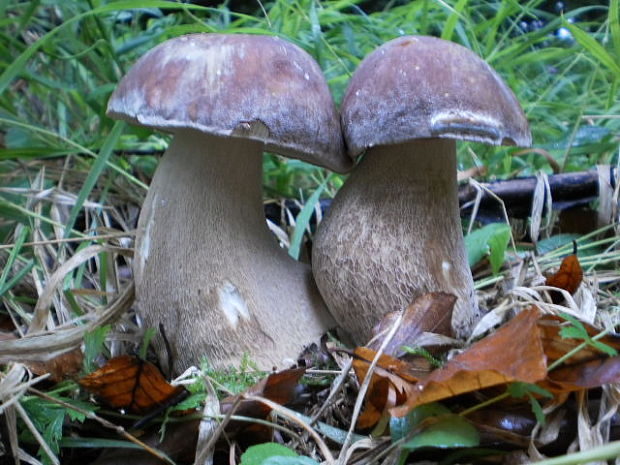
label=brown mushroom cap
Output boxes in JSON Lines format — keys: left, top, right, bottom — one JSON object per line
{"left": 107, "top": 33, "right": 349, "bottom": 173}
{"left": 342, "top": 35, "right": 531, "bottom": 158}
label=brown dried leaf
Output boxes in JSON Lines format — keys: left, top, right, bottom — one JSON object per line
{"left": 545, "top": 253, "right": 583, "bottom": 303}
{"left": 220, "top": 368, "right": 305, "bottom": 418}
{"left": 219, "top": 368, "right": 305, "bottom": 445}
{"left": 369, "top": 292, "right": 455, "bottom": 356}
{"left": 27, "top": 348, "right": 83, "bottom": 383}
{"left": 543, "top": 357, "right": 620, "bottom": 393}
{"left": 352, "top": 347, "right": 420, "bottom": 429}
{"left": 79, "top": 355, "right": 187, "bottom": 414}
{"left": 537, "top": 314, "right": 620, "bottom": 365}
{"left": 391, "top": 307, "right": 548, "bottom": 417}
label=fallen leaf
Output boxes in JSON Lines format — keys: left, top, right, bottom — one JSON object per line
{"left": 545, "top": 252, "right": 583, "bottom": 304}
{"left": 220, "top": 367, "right": 305, "bottom": 418}
{"left": 537, "top": 314, "right": 620, "bottom": 365}
{"left": 27, "top": 348, "right": 83, "bottom": 383}
{"left": 220, "top": 368, "right": 306, "bottom": 446}
{"left": 352, "top": 347, "right": 420, "bottom": 430}
{"left": 79, "top": 355, "right": 187, "bottom": 414}
{"left": 544, "top": 356, "right": 620, "bottom": 392}
{"left": 391, "top": 307, "right": 548, "bottom": 417}
{"left": 369, "top": 292, "right": 455, "bottom": 356}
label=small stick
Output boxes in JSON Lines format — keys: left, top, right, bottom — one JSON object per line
{"left": 337, "top": 312, "right": 404, "bottom": 465}
{"left": 0, "top": 231, "right": 136, "bottom": 250}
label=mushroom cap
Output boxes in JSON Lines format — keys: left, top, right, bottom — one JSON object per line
{"left": 342, "top": 36, "right": 531, "bottom": 158}
{"left": 107, "top": 33, "right": 350, "bottom": 173}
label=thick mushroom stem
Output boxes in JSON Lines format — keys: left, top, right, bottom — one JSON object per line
{"left": 313, "top": 138, "right": 479, "bottom": 344}
{"left": 135, "top": 129, "right": 334, "bottom": 372}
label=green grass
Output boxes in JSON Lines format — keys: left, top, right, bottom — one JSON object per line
{"left": 0, "top": 0, "right": 619, "bottom": 463}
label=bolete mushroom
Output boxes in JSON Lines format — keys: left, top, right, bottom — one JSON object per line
{"left": 312, "top": 36, "right": 531, "bottom": 344}
{"left": 107, "top": 34, "right": 351, "bottom": 372}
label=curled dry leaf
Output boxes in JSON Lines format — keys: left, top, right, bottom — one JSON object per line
{"left": 219, "top": 368, "right": 306, "bottom": 445}
{"left": 353, "top": 301, "right": 620, "bottom": 431}
{"left": 220, "top": 367, "right": 306, "bottom": 418}
{"left": 537, "top": 314, "right": 620, "bottom": 365}
{"left": 391, "top": 307, "right": 548, "bottom": 417}
{"left": 545, "top": 252, "right": 583, "bottom": 304}
{"left": 352, "top": 347, "right": 421, "bottom": 429}
{"left": 369, "top": 292, "right": 456, "bottom": 356}
{"left": 545, "top": 357, "right": 620, "bottom": 392}
{"left": 79, "top": 355, "right": 187, "bottom": 414}
{"left": 26, "top": 348, "right": 83, "bottom": 383}
{"left": 537, "top": 314, "right": 620, "bottom": 393}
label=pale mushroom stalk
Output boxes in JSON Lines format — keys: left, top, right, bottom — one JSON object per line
{"left": 107, "top": 34, "right": 350, "bottom": 372}
{"left": 135, "top": 131, "right": 331, "bottom": 370}
{"left": 312, "top": 36, "right": 531, "bottom": 345}
{"left": 313, "top": 139, "right": 473, "bottom": 342}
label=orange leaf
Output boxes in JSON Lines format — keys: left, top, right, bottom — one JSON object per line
{"left": 355, "top": 375, "right": 391, "bottom": 430}
{"left": 219, "top": 368, "right": 306, "bottom": 445}
{"left": 220, "top": 368, "right": 305, "bottom": 419}
{"left": 352, "top": 347, "right": 420, "bottom": 430}
{"left": 391, "top": 307, "right": 548, "bottom": 417}
{"left": 545, "top": 253, "right": 583, "bottom": 304}
{"left": 27, "top": 348, "right": 83, "bottom": 383}
{"left": 79, "top": 355, "right": 187, "bottom": 414}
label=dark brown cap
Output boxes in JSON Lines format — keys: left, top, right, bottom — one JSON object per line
{"left": 341, "top": 36, "right": 531, "bottom": 158}
{"left": 107, "top": 34, "right": 350, "bottom": 173}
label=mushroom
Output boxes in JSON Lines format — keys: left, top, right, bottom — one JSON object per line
{"left": 312, "top": 36, "right": 531, "bottom": 344}
{"left": 107, "top": 34, "right": 351, "bottom": 372}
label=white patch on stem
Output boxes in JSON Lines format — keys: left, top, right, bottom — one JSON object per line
{"left": 218, "top": 280, "right": 250, "bottom": 328}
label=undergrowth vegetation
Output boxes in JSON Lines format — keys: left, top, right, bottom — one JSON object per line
{"left": 0, "top": 0, "right": 619, "bottom": 464}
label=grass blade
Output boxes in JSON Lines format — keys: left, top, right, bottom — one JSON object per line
{"left": 610, "top": 0, "right": 620, "bottom": 60}
{"left": 0, "top": 1, "right": 207, "bottom": 96}
{"left": 63, "top": 121, "right": 125, "bottom": 238}
{"left": 566, "top": 21, "right": 620, "bottom": 76}
{"left": 288, "top": 176, "right": 330, "bottom": 260}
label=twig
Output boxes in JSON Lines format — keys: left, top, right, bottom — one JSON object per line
{"left": 15, "top": 400, "right": 60, "bottom": 465}
{"left": 309, "top": 358, "right": 353, "bottom": 427}
{"left": 243, "top": 395, "right": 335, "bottom": 464}
{"left": 0, "top": 231, "right": 136, "bottom": 250}
{"left": 337, "top": 312, "right": 404, "bottom": 465}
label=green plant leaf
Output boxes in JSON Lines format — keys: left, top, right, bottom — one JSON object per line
{"left": 441, "top": 0, "right": 468, "bottom": 41}
{"left": 390, "top": 404, "right": 479, "bottom": 459}
{"left": 263, "top": 458, "right": 319, "bottom": 465}
{"left": 508, "top": 382, "right": 553, "bottom": 425}
{"left": 403, "top": 414, "right": 479, "bottom": 450}
{"left": 240, "top": 443, "right": 319, "bottom": 465}
{"left": 0, "top": 1, "right": 208, "bottom": 96}
{"left": 391, "top": 403, "right": 452, "bottom": 442}
{"left": 465, "top": 223, "right": 511, "bottom": 274}
{"left": 63, "top": 121, "right": 125, "bottom": 238}
{"left": 566, "top": 21, "right": 620, "bottom": 76}
{"left": 83, "top": 325, "right": 111, "bottom": 374}
{"left": 288, "top": 176, "right": 330, "bottom": 260}
{"left": 611, "top": 0, "right": 620, "bottom": 60}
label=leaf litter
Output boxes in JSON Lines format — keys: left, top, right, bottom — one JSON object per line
{"left": 2, "top": 159, "right": 620, "bottom": 464}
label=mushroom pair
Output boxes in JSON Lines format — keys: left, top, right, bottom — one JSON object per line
{"left": 109, "top": 33, "right": 530, "bottom": 371}
{"left": 107, "top": 34, "right": 351, "bottom": 372}
{"left": 313, "top": 36, "right": 531, "bottom": 344}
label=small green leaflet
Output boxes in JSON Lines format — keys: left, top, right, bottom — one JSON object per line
{"left": 465, "top": 223, "right": 511, "bottom": 274}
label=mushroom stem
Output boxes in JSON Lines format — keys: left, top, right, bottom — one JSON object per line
{"left": 135, "top": 130, "right": 334, "bottom": 372}
{"left": 313, "top": 138, "right": 478, "bottom": 344}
